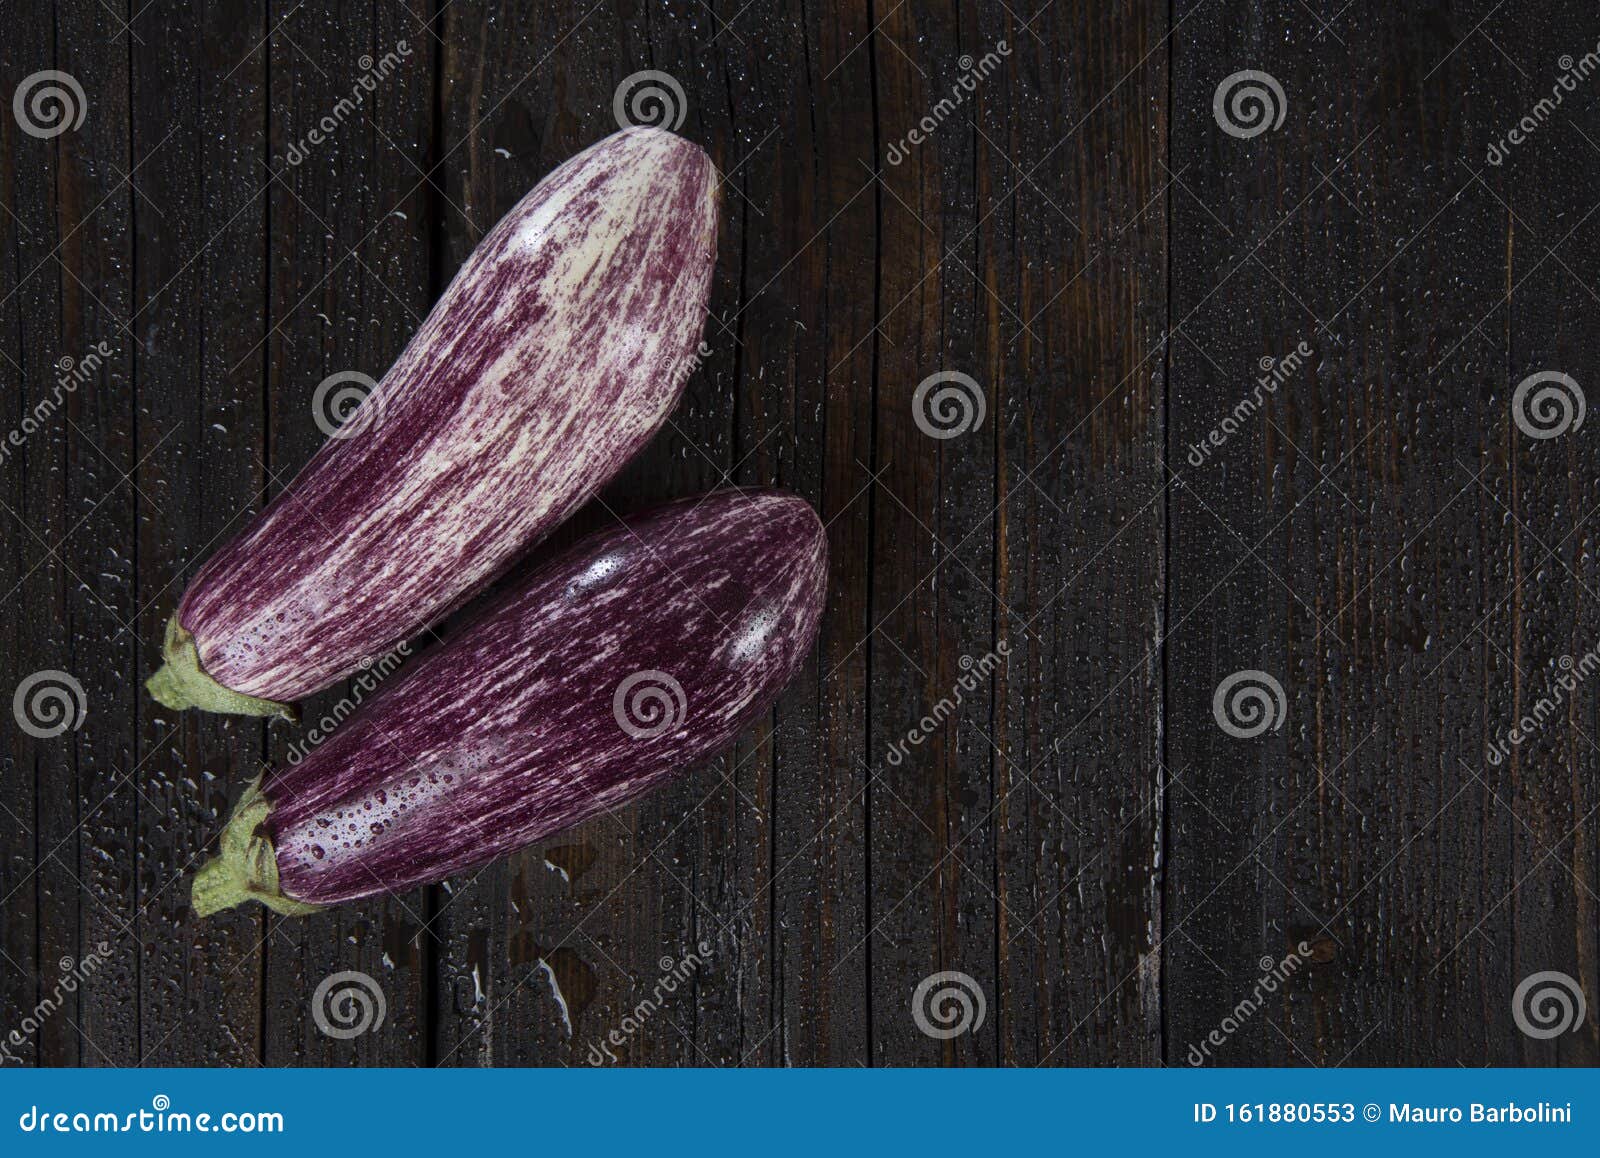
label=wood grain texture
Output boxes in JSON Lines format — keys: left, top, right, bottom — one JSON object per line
{"left": 131, "top": 0, "right": 270, "bottom": 1067}
{"left": 257, "top": 0, "right": 434, "bottom": 1067}
{"left": 1, "top": 0, "right": 1596, "bottom": 1067}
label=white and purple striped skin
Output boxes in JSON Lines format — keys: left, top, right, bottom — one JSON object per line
{"left": 174, "top": 128, "right": 720, "bottom": 703}
{"left": 259, "top": 488, "right": 826, "bottom": 907}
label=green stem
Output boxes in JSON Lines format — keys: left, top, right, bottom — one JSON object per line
{"left": 146, "top": 615, "right": 299, "bottom": 722}
{"left": 191, "top": 776, "right": 325, "bottom": 918}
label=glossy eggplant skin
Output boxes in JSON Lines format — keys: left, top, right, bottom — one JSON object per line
{"left": 194, "top": 489, "right": 826, "bottom": 913}
{"left": 152, "top": 128, "right": 719, "bottom": 714}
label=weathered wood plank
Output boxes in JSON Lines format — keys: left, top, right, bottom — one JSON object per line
{"left": 258, "top": 0, "right": 433, "bottom": 1068}
{"left": 55, "top": 0, "right": 138, "bottom": 1068}
{"left": 860, "top": 0, "right": 1002, "bottom": 1066}
{"left": 0, "top": 0, "right": 72, "bottom": 1068}
{"left": 1493, "top": 0, "right": 1600, "bottom": 1066}
{"left": 1164, "top": 0, "right": 1532, "bottom": 1065}
{"left": 993, "top": 0, "right": 1168, "bottom": 1067}
{"left": 738, "top": 0, "right": 882, "bottom": 1069}
{"left": 131, "top": 0, "right": 270, "bottom": 1066}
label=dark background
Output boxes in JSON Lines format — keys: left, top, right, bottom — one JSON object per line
{"left": 3, "top": 0, "right": 1599, "bottom": 1066}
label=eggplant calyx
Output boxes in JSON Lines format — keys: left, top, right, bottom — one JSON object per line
{"left": 191, "top": 776, "right": 325, "bottom": 918}
{"left": 146, "top": 615, "right": 299, "bottom": 722}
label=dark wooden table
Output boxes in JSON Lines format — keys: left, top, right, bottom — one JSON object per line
{"left": 3, "top": 0, "right": 1598, "bottom": 1067}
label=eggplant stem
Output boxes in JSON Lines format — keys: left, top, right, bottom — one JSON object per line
{"left": 146, "top": 615, "right": 299, "bottom": 722}
{"left": 191, "top": 776, "right": 325, "bottom": 918}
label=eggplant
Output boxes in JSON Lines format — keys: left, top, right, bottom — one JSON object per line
{"left": 147, "top": 127, "right": 721, "bottom": 721}
{"left": 190, "top": 489, "right": 827, "bottom": 915}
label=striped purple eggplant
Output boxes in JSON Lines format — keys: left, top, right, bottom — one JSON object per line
{"left": 190, "top": 488, "right": 827, "bottom": 915}
{"left": 147, "top": 127, "right": 720, "bottom": 721}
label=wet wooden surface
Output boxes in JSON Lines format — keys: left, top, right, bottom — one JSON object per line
{"left": 1, "top": 0, "right": 1597, "bottom": 1066}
